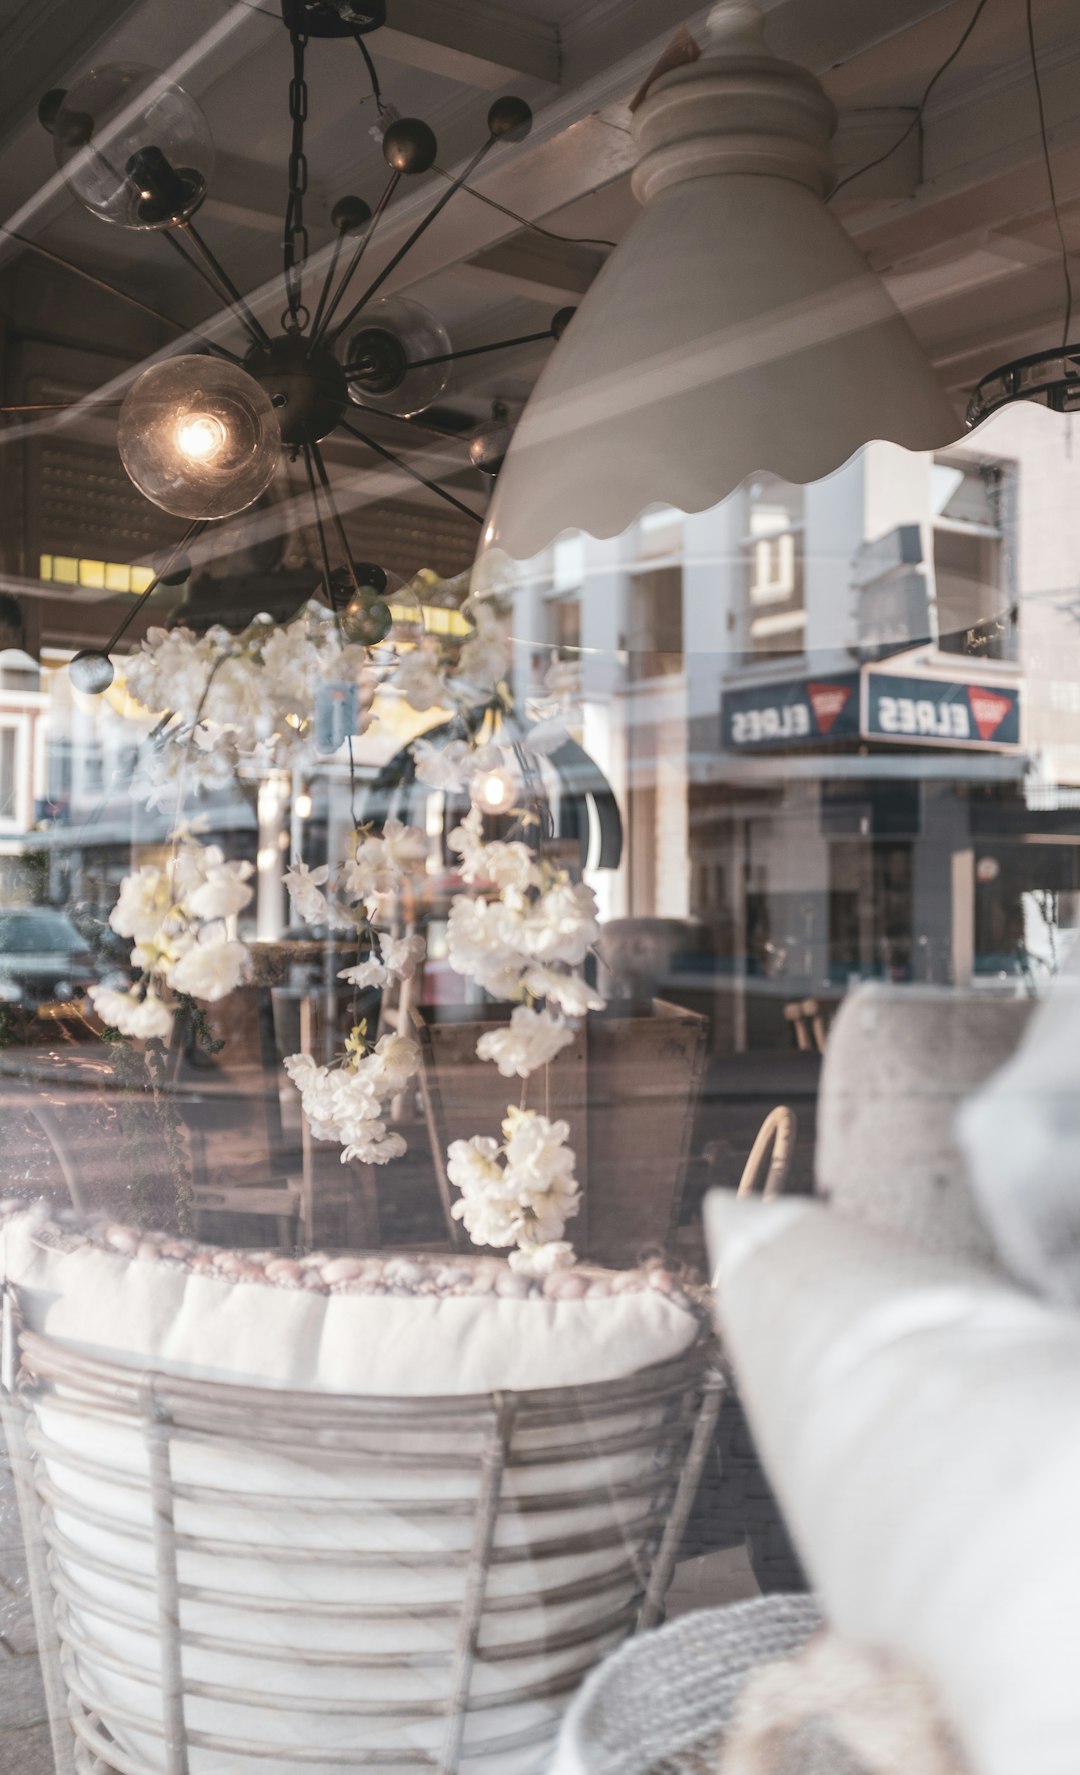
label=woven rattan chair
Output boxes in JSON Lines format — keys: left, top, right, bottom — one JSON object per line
{"left": 2, "top": 1321, "right": 720, "bottom": 1775}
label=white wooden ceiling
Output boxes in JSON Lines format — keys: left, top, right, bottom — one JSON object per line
{"left": 0, "top": 0, "right": 1077, "bottom": 508}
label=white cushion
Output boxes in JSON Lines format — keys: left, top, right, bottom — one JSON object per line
{"left": 817, "top": 982, "right": 1032, "bottom": 1266}
{"left": 0, "top": 1207, "right": 701, "bottom": 1395}
{"left": 705, "top": 1190, "right": 1080, "bottom": 1775}
{"left": 957, "top": 962, "right": 1080, "bottom": 1305}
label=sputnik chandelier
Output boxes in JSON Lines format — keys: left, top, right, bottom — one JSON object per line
{"left": 24, "top": 0, "right": 574, "bottom": 693}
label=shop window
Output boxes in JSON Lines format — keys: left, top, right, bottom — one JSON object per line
{"left": 931, "top": 458, "right": 1016, "bottom": 659}
{"left": 627, "top": 566, "right": 683, "bottom": 679}
{"left": 742, "top": 476, "right": 805, "bottom": 658}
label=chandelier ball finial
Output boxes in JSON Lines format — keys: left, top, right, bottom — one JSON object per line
{"left": 486, "top": 96, "right": 532, "bottom": 142}
{"left": 69, "top": 651, "right": 116, "bottom": 696}
{"left": 331, "top": 194, "right": 372, "bottom": 234}
{"left": 382, "top": 118, "right": 437, "bottom": 175}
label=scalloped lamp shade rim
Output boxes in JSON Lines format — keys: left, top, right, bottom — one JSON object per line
{"left": 480, "top": 167, "right": 962, "bottom": 563}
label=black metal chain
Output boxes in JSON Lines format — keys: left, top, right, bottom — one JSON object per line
{"left": 282, "top": 24, "right": 310, "bottom": 331}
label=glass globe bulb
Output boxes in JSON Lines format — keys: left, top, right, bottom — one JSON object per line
{"left": 53, "top": 63, "right": 213, "bottom": 230}
{"left": 342, "top": 295, "right": 451, "bottom": 418}
{"left": 118, "top": 356, "right": 280, "bottom": 520}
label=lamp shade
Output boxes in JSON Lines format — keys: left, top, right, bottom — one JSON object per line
{"left": 481, "top": 1, "right": 960, "bottom": 561}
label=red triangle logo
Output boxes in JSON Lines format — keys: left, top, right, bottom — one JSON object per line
{"left": 967, "top": 686, "right": 1012, "bottom": 742}
{"left": 807, "top": 681, "right": 852, "bottom": 736}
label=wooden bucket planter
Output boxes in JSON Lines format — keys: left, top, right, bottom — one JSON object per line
{"left": 413, "top": 999, "right": 708, "bottom": 1267}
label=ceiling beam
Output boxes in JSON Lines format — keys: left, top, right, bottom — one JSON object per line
{"left": 462, "top": 233, "right": 608, "bottom": 305}
{"left": 377, "top": 0, "right": 560, "bottom": 90}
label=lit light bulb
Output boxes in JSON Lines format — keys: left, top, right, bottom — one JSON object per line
{"left": 294, "top": 791, "right": 313, "bottom": 819}
{"left": 472, "top": 766, "right": 516, "bottom": 814}
{"left": 176, "top": 413, "right": 226, "bottom": 461}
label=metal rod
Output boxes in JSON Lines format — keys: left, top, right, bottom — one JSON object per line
{"left": 439, "top": 1396, "right": 513, "bottom": 1775}
{"left": 391, "top": 328, "right": 555, "bottom": 371}
{"left": 307, "top": 227, "right": 345, "bottom": 344}
{"left": 302, "top": 445, "right": 347, "bottom": 605}
{"left": 311, "top": 171, "right": 399, "bottom": 348}
{"left": 179, "top": 222, "right": 272, "bottom": 348}
{"left": 348, "top": 401, "right": 470, "bottom": 443}
{"left": 337, "top": 419, "right": 484, "bottom": 524}
{"left": 103, "top": 519, "right": 205, "bottom": 655}
{"left": 310, "top": 441, "right": 368, "bottom": 602}
{"left": 328, "top": 138, "right": 496, "bottom": 347}
{"left": 0, "top": 400, "right": 123, "bottom": 413}
{"left": 0, "top": 226, "right": 242, "bottom": 362}
{"left": 144, "top": 1412, "right": 190, "bottom": 1775}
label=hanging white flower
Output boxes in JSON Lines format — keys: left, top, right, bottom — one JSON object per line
{"left": 186, "top": 854, "right": 254, "bottom": 922}
{"left": 390, "top": 642, "right": 450, "bottom": 711}
{"left": 284, "top": 1031, "right": 420, "bottom": 1164}
{"left": 476, "top": 1004, "right": 574, "bottom": 1079}
{"left": 88, "top": 982, "right": 174, "bottom": 1041}
{"left": 446, "top": 1107, "right": 580, "bottom": 1257}
{"left": 282, "top": 859, "right": 331, "bottom": 925}
{"left": 338, "top": 957, "right": 388, "bottom": 990}
{"left": 508, "top": 1239, "right": 576, "bottom": 1277}
{"left": 169, "top": 935, "right": 249, "bottom": 1001}
{"left": 379, "top": 934, "right": 427, "bottom": 980}
{"left": 523, "top": 964, "right": 605, "bottom": 1018}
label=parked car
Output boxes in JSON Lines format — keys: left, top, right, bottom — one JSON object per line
{"left": 0, "top": 907, "right": 99, "bottom": 1011}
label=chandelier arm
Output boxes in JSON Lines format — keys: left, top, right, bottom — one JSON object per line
{"left": 327, "top": 136, "right": 497, "bottom": 349}
{"left": 308, "top": 227, "right": 345, "bottom": 345}
{"left": 337, "top": 419, "right": 484, "bottom": 524}
{"left": 101, "top": 518, "right": 207, "bottom": 654}
{"left": 180, "top": 222, "right": 274, "bottom": 349}
{"left": 347, "top": 401, "right": 470, "bottom": 443}
{"left": 310, "top": 172, "right": 400, "bottom": 350}
{"left": 302, "top": 444, "right": 343, "bottom": 610}
{"left": 0, "top": 227, "right": 243, "bottom": 363}
{"left": 347, "top": 328, "right": 555, "bottom": 374}
{"left": 157, "top": 229, "right": 268, "bottom": 352}
{"left": 310, "top": 440, "right": 362, "bottom": 592}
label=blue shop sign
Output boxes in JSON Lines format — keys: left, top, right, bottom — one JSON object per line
{"left": 864, "top": 671, "right": 1021, "bottom": 749}
{"left": 721, "top": 673, "right": 860, "bottom": 750}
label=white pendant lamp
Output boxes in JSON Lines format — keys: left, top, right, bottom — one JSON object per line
{"left": 481, "top": 1, "right": 961, "bottom": 562}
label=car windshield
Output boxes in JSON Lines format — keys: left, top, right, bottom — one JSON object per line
{"left": 0, "top": 912, "right": 84, "bottom": 954}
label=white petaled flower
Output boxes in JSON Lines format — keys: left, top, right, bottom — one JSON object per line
{"left": 109, "top": 864, "right": 171, "bottom": 946}
{"left": 379, "top": 934, "right": 426, "bottom": 980}
{"left": 482, "top": 841, "right": 542, "bottom": 894}
{"left": 338, "top": 957, "right": 388, "bottom": 990}
{"left": 476, "top": 1005, "right": 574, "bottom": 1079}
{"left": 508, "top": 1240, "right": 576, "bottom": 1277}
{"left": 519, "top": 881, "right": 599, "bottom": 967}
{"left": 88, "top": 983, "right": 174, "bottom": 1041}
{"left": 366, "top": 1032, "right": 421, "bottom": 1095}
{"left": 379, "top": 820, "right": 427, "bottom": 872}
{"left": 447, "top": 806, "right": 488, "bottom": 883}
{"left": 447, "top": 1136, "right": 524, "bottom": 1248}
{"left": 413, "top": 737, "right": 471, "bottom": 792}
{"left": 391, "top": 644, "right": 449, "bottom": 711}
{"left": 186, "top": 856, "right": 254, "bottom": 922}
{"left": 458, "top": 603, "right": 510, "bottom": 692}
{"left": 501, "top": 1107, "right": 581, "bottom": 1242}
{"left": 523, "top": 964, "right": 605, "bottom": 1018}
{"left": 446, "top": 895, "right": 526, "bottom": 999}
{"left": 169, "top": 935, "right": 249, "bottom": 1002}
{"left": 282, "top": 860, "right": 331, "bottom": 925}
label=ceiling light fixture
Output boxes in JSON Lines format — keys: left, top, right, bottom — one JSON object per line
{"left": 481, "top": 0, "right": 961, "bottom": 563}
{"left": 29, "top": 0, "right": 575, "bottom": 692}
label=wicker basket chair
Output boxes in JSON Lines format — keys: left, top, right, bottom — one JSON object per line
{"left": 3, "top": 1323, "right": 720, "bottom": 1775}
